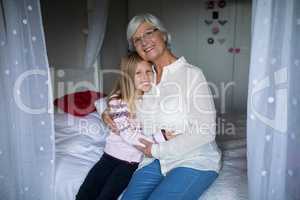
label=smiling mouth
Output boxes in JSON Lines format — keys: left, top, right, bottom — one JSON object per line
{"left": 144, "top": 47, "right": 154, "bottom": 53}
{"left": 141, "top": 81, "right": 151, "bottom": 86}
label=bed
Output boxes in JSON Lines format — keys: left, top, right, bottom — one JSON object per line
{"left": 54, "top": 111, "right": 248, "bottom": 200}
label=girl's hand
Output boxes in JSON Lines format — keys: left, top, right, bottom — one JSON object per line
{"left": 102, "top": 109, "right": 118, "bottom": 133}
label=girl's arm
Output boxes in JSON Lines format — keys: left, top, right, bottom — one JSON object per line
{"left": 114, "top": 115, "right": 153, "bottom": 147}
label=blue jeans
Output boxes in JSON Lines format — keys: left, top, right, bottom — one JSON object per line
{"left": 121, "top": 159, "right": 218, "bottom": 200}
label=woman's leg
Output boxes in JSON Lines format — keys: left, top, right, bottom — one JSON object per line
{"left": 76, "top": 153, "right": 117, "bottom": 200}
{"left": 96, "top": 162, "right": 138, "bottom": 200}
{"left": 148, "top": 167, "right": 218, "bottom": 200}
{"left": 121, "top": 159, "right": 163, "bottom": 200}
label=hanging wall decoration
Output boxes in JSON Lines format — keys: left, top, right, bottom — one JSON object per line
{"left": 212, "top": 26, "right": 220, "bottom": 35}
{"left": 207, "top": 38, "right": 215, "bottom": 45}
{"left": 206, "top": 0, "right": 226, "bottom": 9}
{"left": 218, "top": 0, "right": 226, "bottom": 8}
{"left": 218, "top": 20, "right": 228, "bottom": 26}
{"left": 212, "top": 11, "right": 219, "bottom": 20}
{"left": 218, "top": 38, "right": 226, "bottom": 45}
{"left": 206, "top": 1, "right": 215, "bottom": 9}
{"left": 204, "top": 1, "right": 228, "bottom": 46}
{"left": 204, "top": 20, "right": 213, "bottom": 25}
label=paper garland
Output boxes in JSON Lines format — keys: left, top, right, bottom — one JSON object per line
{"left": 205, "top": 1, "right": 228, "bottom": 46}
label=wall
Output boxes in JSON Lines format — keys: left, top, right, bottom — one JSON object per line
{"left": 41, "top": 0, "right": 87, "bottom": 68}
{"left": 128, "top": 0, "right": 251, "bottom": 113}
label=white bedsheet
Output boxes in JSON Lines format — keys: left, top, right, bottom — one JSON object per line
{"left": 55, "top": 112, "right": 248, "bottom": 200}
{"left": 54, "top": 112, "right": 108, "bottom": 200}
{"left": 199, "top": 114, "right": 248, "bottom": 200}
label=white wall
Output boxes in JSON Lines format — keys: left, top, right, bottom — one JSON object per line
{"left": 41, "top": 0, "right": 87, "bottom": 68}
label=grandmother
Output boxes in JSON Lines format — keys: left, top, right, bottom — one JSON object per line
{"left": 103, "top": 13, "right": 221, "bottom": 200}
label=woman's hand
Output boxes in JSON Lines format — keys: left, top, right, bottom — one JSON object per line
{"left": 164, "top": 130, "right": 177, "bottom": 140}
{"left": 102, "top": 109, "right": 118, "bottom": 133}
{"left": 134, "top": 139, "right": 153, "bottom": 158}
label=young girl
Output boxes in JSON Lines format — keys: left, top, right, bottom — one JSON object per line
{"left": 76, "top": 53, "right": 171, "bottom": 200}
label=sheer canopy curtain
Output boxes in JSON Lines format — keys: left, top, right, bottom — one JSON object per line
{"left": 248, "top": 0, "right": 300, "bottom": 200}
{"left": 84, "top": 0, "right": 109, "bottom": 68}
{"left": 0, "top": 0, "right": 55, "bottom": 200}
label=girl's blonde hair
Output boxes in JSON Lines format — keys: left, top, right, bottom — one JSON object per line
{"left": 108, "top": 52, "right": 147, "bottom": 112}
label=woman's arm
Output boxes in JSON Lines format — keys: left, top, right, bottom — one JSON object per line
{"left": 102, "top": 109, "right": 118, "bottom": 132}
{"left": 135, "top": 130, "right": 177, "bottom": 157}
{"left": 94, "top": 98, "right": 118, "bottom": 131}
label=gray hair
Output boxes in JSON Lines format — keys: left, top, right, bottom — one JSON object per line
{"left": 127, "top": 13, "right": 172, "bottom": 51}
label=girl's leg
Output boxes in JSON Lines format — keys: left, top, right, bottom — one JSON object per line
{"left": 75, "top": 153, "right": 117, "bottom": 200}
{"left": 96, "top": 162, "right": 138, "bottom": 200}
{"left": 121, "top": 159, "right": 163, "bottom": 200}
{"left": 148, "top": 167, "right": 218, "bottom": 200}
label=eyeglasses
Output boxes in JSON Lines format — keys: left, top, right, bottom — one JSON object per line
{"left": 133, "top": 28, "right": 159, "bottom": 47}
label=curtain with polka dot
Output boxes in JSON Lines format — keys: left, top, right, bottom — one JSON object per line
{"left": 0, "top": 0, "right": 55, "bottom": 200}
{"left": 247, "top": 0, "right": 300, "bottom": 200}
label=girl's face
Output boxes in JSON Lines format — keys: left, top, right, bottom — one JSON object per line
{"left": 132, "top": 22, "right": 167, "bottom": 62}
{"left": 134, "top": 61, "right": 153, "bottom": 93}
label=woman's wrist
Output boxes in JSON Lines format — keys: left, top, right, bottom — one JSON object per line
{"left": 161, "top": 129, "right": 168, "bottom": 141}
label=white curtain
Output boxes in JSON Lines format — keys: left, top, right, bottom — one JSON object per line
{"left": 247, "top": 0, "right": 300, "bottom": 200}
{"left": 0, "top": 0, "right": 55, "bottom": 200}
{"left": 84, "top": 0, "right": 110, "bottom": 68}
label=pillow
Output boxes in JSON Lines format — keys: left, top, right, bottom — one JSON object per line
{"left": 54, "top": 90, "right": 105, "bottom": 116}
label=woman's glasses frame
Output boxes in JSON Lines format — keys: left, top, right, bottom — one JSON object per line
{"left": 132, "top": 28, "right": 159, "bottom": 47}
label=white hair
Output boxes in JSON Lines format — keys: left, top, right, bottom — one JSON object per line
{"left": 126, "top": 13, "right": 172, "bottom": 51}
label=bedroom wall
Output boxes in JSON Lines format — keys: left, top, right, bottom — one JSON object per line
{"left": 128, "top": 0, "right": 251, "bottom": 114}
{"left": 41, "top": 0, "right": 87, "bottom": 68}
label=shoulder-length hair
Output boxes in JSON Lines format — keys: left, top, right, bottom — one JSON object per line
{"left": 108, "top": 52, "right": 144, "bottom": 112}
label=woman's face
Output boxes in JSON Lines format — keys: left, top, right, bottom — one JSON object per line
{"left": 134, "top": 61, "right": 153, "bottom": 93}
{"left": 132, "top": 22, "right": 167, "bottom": 62}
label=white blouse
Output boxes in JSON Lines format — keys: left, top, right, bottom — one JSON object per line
{"left": 137, "top": 57, "right": 222, "bottom": 175}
